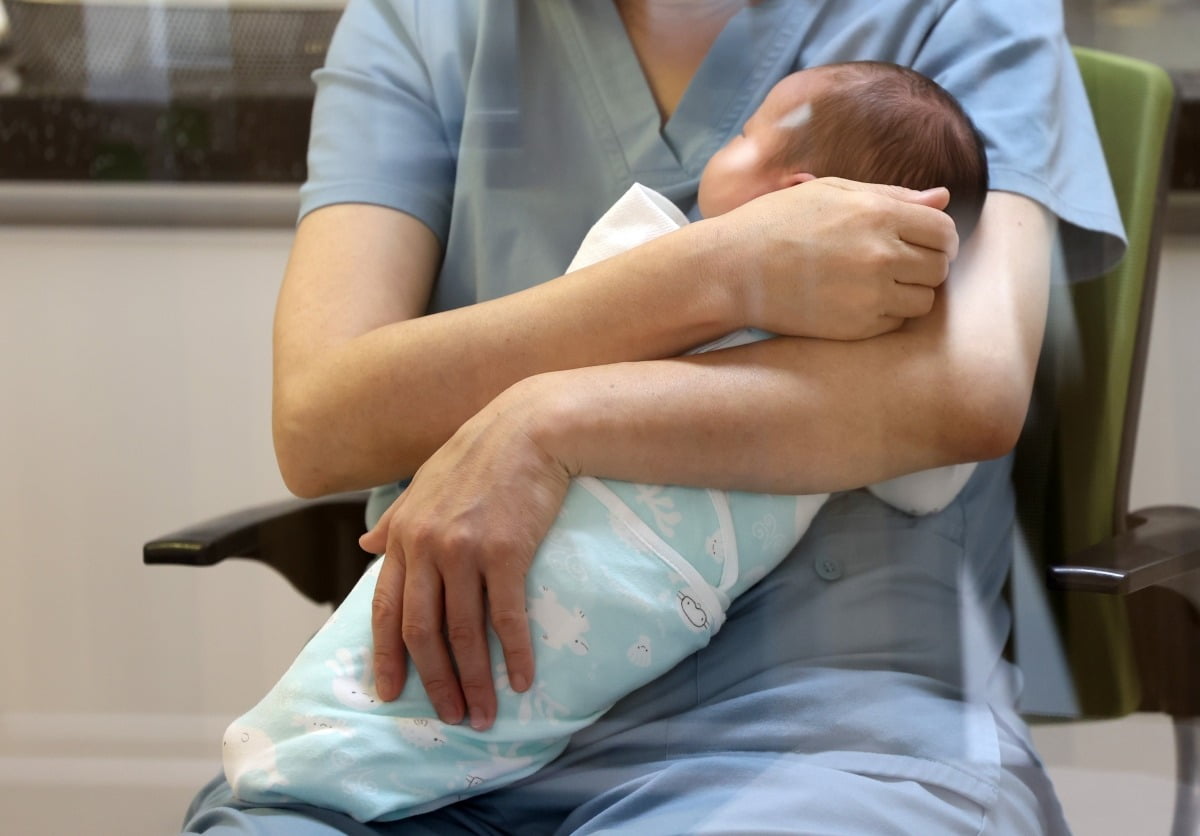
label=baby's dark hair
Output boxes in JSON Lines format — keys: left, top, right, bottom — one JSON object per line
{"left": 773, "top": 61, "right": 989, "bottom": 240}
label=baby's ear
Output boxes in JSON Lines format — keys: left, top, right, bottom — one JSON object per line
{"left": 780, "top": 171, "right": 816, "bottom": 188}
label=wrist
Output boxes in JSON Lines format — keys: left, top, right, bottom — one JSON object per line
{"left": 492, "top": 371, "right": 586, "bottom": 478}
{"left": 676, "top": 217, "right": 749, "bottom": 333}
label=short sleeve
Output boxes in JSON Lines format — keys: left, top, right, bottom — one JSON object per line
{"left": 913, "top": 0, "right": 1126, "bottom": 281}
{"left": 298, "top": 0, "right": 466, "bottom": 244}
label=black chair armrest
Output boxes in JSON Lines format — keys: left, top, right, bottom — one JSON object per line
{"left": 144, "top": 491, "right": 374, "bottom": 606}
{"left": 1049, "top": 505, "right": 1200, "bottom": 595}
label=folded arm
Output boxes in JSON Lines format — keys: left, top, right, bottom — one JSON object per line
{"left": 524, "top": 191, "right": 1054, "bottom": 493}
{"left": 272, "top": 201, "right": 736, "bottom": 497}
{"left": 273, "top": 179, "right": 956, "bottom": 497}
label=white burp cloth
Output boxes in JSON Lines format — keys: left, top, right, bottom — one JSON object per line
{"left": 565, "top": 183, "right": 690, "bottom": 273}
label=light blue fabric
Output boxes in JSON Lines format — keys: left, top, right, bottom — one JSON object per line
{"left": 186, "top": 0, "right": 1123, "bottom": 832}
{"left": 223, "top": 480, "right": 815, "bottom": 822}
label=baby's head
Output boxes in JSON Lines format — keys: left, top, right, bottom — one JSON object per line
{"left": 698, "top": 61, "right": 989, "bottom": 239}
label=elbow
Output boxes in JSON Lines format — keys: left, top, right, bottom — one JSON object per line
{"left": 960, "top": 405, "right": 1026, "bottom": 463}
{"left": 945, "top": 372, "right": 1033, "bottom": 465}
{"left": 277, "top": 458, "right": 330, "bottom": 501}
{"left": 272, "top": 388, "right": 341, "bottom": 499}
{"left": 274, "top": 425, "right": 330, "bottom": 500}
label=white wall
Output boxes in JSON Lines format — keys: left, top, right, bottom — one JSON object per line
{"left": 1, "top": 223, "right": 1197, "bottom": 836}
{"left": 0, "top": 223, "right": 329, "bottom": 835}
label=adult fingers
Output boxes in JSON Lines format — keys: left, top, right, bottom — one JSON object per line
{"left": 883, "top": 281, "right": 937, "bottom": 320}
{"left": 484, "top": 566, "right": 534, "bottom": 696}
{"left": 825, "top": 178, "right": 959, "bottom": 262}
{"left": 402, "top": 564, "right": 465, "bottom": 725}
{"left": 892, "top": 200, "right": 959, "bottom": 264}
{"left": 442, "top": 565, "right": 496, "bottom": 731}
{"left": 887, "top": 244, "right": 951, "bottom": 290}
{"left": 359, "top": 500, "right": 398, "bottom": 555}
{"left": 830, "top": 178, "right": 951, "bottom": 210}
{"left": 371, "top": 550, "right": 408, "bottom": 702}
{"left": 852, "top": 314, "right": 904, "bottom": 341}
{"left": 894, "top": 184, "right": 951, "bottom": 211}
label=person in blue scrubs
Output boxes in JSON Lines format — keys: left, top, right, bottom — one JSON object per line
{"left": 220, "top": 59, "right": 992, "bottom": 825}
{"left": 184, "top": 1, "right": 1124, "bottom": 833}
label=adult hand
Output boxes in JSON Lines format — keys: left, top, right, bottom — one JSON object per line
{"left": 359, "top": 388, "right": 571, "bottom": 730}
{"left": 712, "top": 178, "right": 958, "bottom": 341}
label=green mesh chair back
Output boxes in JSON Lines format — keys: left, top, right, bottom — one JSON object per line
{"left": 1033, "top": 48, "right": 1178, "bottom": 717}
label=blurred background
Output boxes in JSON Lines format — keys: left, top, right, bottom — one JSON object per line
{"left": 1, "top": 0, "right": 1198, "bottom": 833}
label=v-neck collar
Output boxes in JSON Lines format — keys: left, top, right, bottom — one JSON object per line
{"left": 548, "top": 0, "right": 807, "bottom": 189}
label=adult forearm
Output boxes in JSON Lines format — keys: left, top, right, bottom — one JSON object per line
{"left": 274, "top": 182, "right": 959, "bottom": 497}
{"left": 509, "top": 336, "right": 1010, "bottom": 497}
{"left": 515, "top": 193, "right": 1053, "bottom": 494}
{"left": 273, "top": 216, "right": 738, "bottom": 497}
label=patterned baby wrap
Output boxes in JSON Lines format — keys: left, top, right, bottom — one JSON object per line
{"left": 224, "top": 477, "right": 825, "bottom": 821}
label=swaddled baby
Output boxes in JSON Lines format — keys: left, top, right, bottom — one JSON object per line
{"left": 224, "top": 60, "right": 990, "bottom": 823}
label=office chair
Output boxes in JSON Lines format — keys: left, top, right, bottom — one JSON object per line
{"left": 146, "top": 47, "right": 1191, "bottom": 833}
{"left": 1031, "top": 47, "right": 1195, "bottom": 835}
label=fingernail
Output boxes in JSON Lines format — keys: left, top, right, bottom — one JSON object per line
{"left": 510, "top": 673, "right": 528, "bottom": 692}
{"left": 469, "top": 706, "right": 487, "bottom": 731}
{"left": 376, "top": 672, "right": 393, "bottom": 699}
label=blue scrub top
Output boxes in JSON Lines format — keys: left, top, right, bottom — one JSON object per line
{"left": 301, "top": 0, "right": 1124, "bottom": 304}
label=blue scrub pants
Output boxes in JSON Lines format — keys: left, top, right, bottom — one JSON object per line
{"left": 182, "top": 457, "right": 1072, "bottom": 835}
